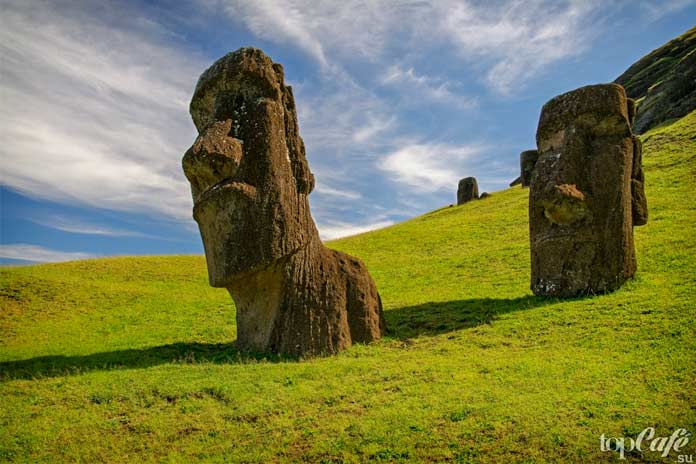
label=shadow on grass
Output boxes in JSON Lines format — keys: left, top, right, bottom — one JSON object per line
{"left": 385, "top": 295, "right": 555, "bottom": 339}
{"left": 1, "top": 295, "right": 561, "bottom": 380}
{"left": 0, "top": 342, "right": 295, "bottom": 381}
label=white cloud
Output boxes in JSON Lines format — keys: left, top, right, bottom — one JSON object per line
{"left": 0, "top": 0, "right": 204, "bottom": 220}
{"left": 28, "top": 215, "right": 151, "bottom": 238}
{"left": 213, "top": 0, "right": 611, "bottom": 94}
{"left": 352, "top": 115, "right": 396, "bottom": 144}
{"left": 314, "top": 183, "right": 362, "bottom": 200}
{"left": 0, "top": 244, "right": 95, "bottom": 263}
{"left": 379, "top": 143, "right": 485, "bottom": 192}
{"left": 210, "top": 0, "right": 412, "bottom": 69}
{"left": 379, "top": 65, "right": 477, "bottom": 108}
{"left": 292, "top": 78, "right": 395, "bottom": 155}
{"left": 638, "top": 0, "right": 696, "bottom": 19}
{"left": 436, "top": 0, "right": 604, "bottom": 94}
{"left": 318, "top": 220, "right": 394, "bottom": 241}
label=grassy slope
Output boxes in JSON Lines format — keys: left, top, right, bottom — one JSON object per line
{"left": 1, "top": 112, "right": 695, "bottom": 463}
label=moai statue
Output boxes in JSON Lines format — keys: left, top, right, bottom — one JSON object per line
{"left": 530, "top": 84, "right": 648, "bottom": 297}
{"left": 457, "top": 177, "right": 479, "bottom": 205}
{"left": 520, "top": 149, "right": 539, "bottom": 187}
{"left": 182, "top": 48, "right": 385, "bottom": 356}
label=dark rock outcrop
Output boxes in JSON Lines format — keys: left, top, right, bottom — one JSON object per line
{"left": 529, "top": 83, "right": 648, "bottom": 297}
{"left": 457, "top": 177, "right": 479, "bottom": 205}
{"left": 183, "top": 48, "right": 385, "bottom": 356}
{"left": 520, "top": 150, "right": 539, "bottom": 187}
{"left": 509, "top": 176, "right": 522, "bottom": 187}
{"left": 614, "top": 26, "right": 696, "bottom": 133}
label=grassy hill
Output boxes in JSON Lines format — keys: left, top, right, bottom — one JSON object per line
{"left": 1, "top": 111, "right": 695, "bottom": 462}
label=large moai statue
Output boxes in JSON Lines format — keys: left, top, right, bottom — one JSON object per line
{"left": 182, "top": 48, "right": 385, "bottom": 356}
{"left": 529, "top": 84, "right": 648, "bottom": 297}
{"left": 457, "top": 177, "right": 479, "bottom": 205}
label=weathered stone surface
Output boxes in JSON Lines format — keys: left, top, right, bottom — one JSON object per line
{"left": 530, "top": 83, "right": 648, "bottom": 297}
{"left": 520, "top": 150, "right": 539, "bottom": 187}
{"left": 457, "top": 177, "right": 479, "bottom": 205}
{"left": 183, "top": 48, "right": 385, "bottom": 356}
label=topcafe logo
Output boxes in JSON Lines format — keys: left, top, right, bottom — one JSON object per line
{"left": 600, "top": 427, "right": 691, "bottom": 460}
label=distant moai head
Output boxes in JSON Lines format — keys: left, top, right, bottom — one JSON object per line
{"left": 183, "top": 48, "right": 318, "bottom": 287}
{"left": 457, "top": 177, "right": 479, "bottom": 205}
{"left": 530, "top": 83, "right": 647, "bottom": 297}
{"left": 520, "top": 150, "right": 539, "bottom": 187}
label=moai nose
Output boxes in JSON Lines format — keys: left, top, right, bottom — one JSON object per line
{"left": 182, "top": 119, "right": 243, "bottom": 203}
{"left": 541, "top": 184, "right": 591, "bottom": 225}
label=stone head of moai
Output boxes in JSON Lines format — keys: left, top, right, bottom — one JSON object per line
{"left": 457, "top": 177, "right": 479, "bottom": 205}
{"left": 520, "top": 150, "right": 539, "bottom": 187}
{"left": 182, "top": 48, "right": 385, "bottom": 356}
{"left": 530, "top": 83, "right": 648, "bottom": 297}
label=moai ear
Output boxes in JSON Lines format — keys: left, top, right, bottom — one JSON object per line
{"left": 631, "top": 136, "right": 648, "bottom": 226}
{"left": 291, "top": 137, "right": 315, "bottom": 194}
{"left": 627, "top": 98, "right": 637, "bottom": 126}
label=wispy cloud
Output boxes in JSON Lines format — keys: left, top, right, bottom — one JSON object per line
{"left": 314, "top": 183, "right": 363, "bottom": 201}
{"left": 0, "top": 244, "right": 95, "bottom": 263}
{"left": 434, "top": 0, "right": 606, "bottom": 94}
{"left": 318, "top": 220, "right": 394, "bottom": 241}
{"left": 28, "top": 215, "right": 151, "bottom": 238}
{"left": 379, "top": 65, "right": 478, "bottom": 108}
{"left": 379, "top": 143, "right": 486, "bottom": 192}
{"left": 0, "top": 0, "right": 203, "bottom": 220}
{"left": 214, "top": 0, "right": 612, "bottom": 95}
{"left": 209, "top": 0, "right": 413, "bottom": 70}
{"left": 638, "top": 0, "right": 696, "bottom": 19}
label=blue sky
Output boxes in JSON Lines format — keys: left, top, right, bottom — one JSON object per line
{"left": 1, "top": 0, "right": 694, "bottom": 264}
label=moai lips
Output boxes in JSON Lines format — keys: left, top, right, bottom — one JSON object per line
{"left": 529, "top": 84, "right": 648, "bottom": 297}
{"left": 183, "top": 48, "right": 385, "bottom": 356}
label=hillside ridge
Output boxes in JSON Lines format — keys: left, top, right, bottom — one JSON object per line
{"left": 615, "top": 26, "right": 696, "bottom": 133}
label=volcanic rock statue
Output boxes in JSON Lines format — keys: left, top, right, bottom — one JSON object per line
{"left": 529, "top": 83, "right": 648, "bottom": 297}
{"left": 520, "top": 150, "right": 539, "bottom": 187}
{"left": 457, "top": 177, "right": 479, "bottom": 205}
{"left": 182, "top": 48, "right": 385, "bottom": 356}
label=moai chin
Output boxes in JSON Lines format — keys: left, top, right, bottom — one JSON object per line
{"left": 182, "top": 48, "right": 385, "bottom": 356}
{"left": 530, "top": 84, "right": 647, "bottom": 297}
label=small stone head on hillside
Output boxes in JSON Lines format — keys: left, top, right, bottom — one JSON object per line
{"left": 182, "top": 48, "right": 319, "bottom": 287}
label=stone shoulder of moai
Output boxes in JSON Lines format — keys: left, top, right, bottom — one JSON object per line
{"left": 182, "top": 48, "right": 385, "bottom": 356}
{"left": 529, "top": 83, "right": 647, "bottom": 297}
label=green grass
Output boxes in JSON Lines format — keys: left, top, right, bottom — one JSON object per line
{"left": 1, "top": 111, "right": 695, "bottom": 463}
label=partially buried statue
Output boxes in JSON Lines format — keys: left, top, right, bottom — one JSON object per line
{"left": 182, "top": 48, "right": 385, "bottom": 356}
{"left": 529, "top": 83, "right": 648, "bottom": 297}
{"left": 457, "top": 177, "right": 479, "bottom": 205}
